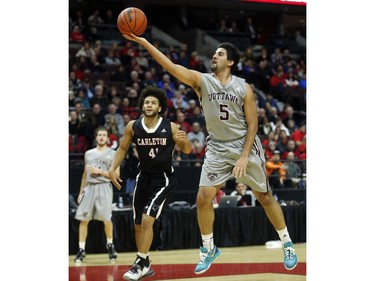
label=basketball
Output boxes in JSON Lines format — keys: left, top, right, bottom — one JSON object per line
{"left": 117, "top": 7, "right": 148, "bottom": 36}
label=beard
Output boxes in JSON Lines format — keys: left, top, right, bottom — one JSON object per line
{"left": 210, "top": 64, "right": 217, "bottom": 72}
{"left": 143, "top": 110, "right": 159, "bottom": 118}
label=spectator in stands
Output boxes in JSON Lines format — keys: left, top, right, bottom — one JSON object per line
{"left": 110, "top": 65, "right": 127, "bottom": 82}
{"left": 75, "top": 41, "right": 95, "bottom": 59}
{"left": 177, "top": 49, "right": 190, "bottom": 67}
{"left": 187, "top": 122, "right": 206, "bottom": 147}
{"left": 69, "top": 90, "right": 76, "bottom": 110}
{"left": 282, "top": 139, "right": 300, "bottom": 160}
{"left": 171, "top": 90, "right": 190, "bottom": 111}
{"left": 229, "top": 21, "right": 239, "bottom": 33}
{"left": 266, "top": 150, "right": 286, "bottom": 189}
{"left": 71, "top": 10, "right": 86, "bottom": 33}
{"left": 188, "top": 51, "right": 200, "bottom": 70}
{"left": 122, "top": 114, "right": 131, "bottom": 127}
{"left": 213, "top": 189, "right": 225, "bottom": 206}
{"left": 80, "top": 110, "right": 97, "bottom": 147}
{"left": 254, "top": 60, "right": 272, "bottom": 92}
{"left": 106, "top": 126, "right": 119, "bottom": 150}
{"left": 136, "top": 51, "right": 149, "bottom": 69}
{"left": 90, "top": 84, "right": 109, "bottom": 111}
{"left": 75, "top": 89, "right": 91, "bottom": 110}
{"left": 285, "top": 70, "right": 299, "bottom": 88}
{"left": 167, "top": 45, "right": 179, "bottom": 63}
{"left": 70, "top": 25, "right": 86, "bottom": 43}
{"left": 71, "top": 63, "right": 85, "bottom": 81}
{"left": 281, "top": 105, "right": 300, "bottom": 127}
{"left": 127, "top": 88, "right": 140, "bottom": 108}
{"left": 189, "top": 140, "right": 205, "bottom": 167}
{"left": 256, "top": 48, "right": 270, "bottom": 64}
{"left": 104, "top": 48, "right": 121, "bottom": 65}
{"left": 188, "top": 106, "right": 206, "bottom": 130}
{"left": 108, "top": 87, "right": 121, "bottom": 104}
{"left": 157, "top": 74, "right": 176, "bottom": 99}
{"left": 271, "top": 118, "right": 290, "bottom": 136}
{"left": 218, "top": 19, "right": 228, "bottom": 32}
{"left": 69, "top": 110, "right": 80, "bottom": 136}
{"left": 141, "top": 70, "right": 157, "bottom": 88}
{"left": 270, "top": 67, "right": 287, "bottom": 100}
{"left": 80, "top": 77, "right": 95, "bottom": 99}
{"left": 126, "top": 70, "right": 142, "bottom": 87}
{"left": 262, "top": 130, "right": 276, "bottom": 149}
{"left": 286, "top": 119, "right": 297, "bottom": 136}
{"left": 265, "top": 140, "right": 277, "bottom": 160}
{"left": 276, "top": 129, "right": 290, "bottom": 156}
{"left": 175, "top": 111, "right": 192, "bottom": 133}
{"left": 121, "top": 97, "right": 139, "bottom": 120}
{"left": 105, "top": 104, "right": 125, "bottom": 136}
{"left": 283, "top": 151, "right": 302, "bottom": 188}
{"left": 270, "top": 47, "right": 283, "bottom": 66}
{"left": 87, "top": 9, "right": 103, "bottom": 40}
{"left": 243, "top": 17, "right": 257, "bottom": 44}
{"left": 230, "top": 183, "right": 255, "bottom": 207}
{"left": 295, "top": 135, "right": 306, "bottom": 160}
{"left": 103, "top": 9, "right": 115, "bottom": 25}
{"left": 86, "top": 54, "right": 104, "bottom": 74}
{"left": 69, "top": 71, "right": 82, "bottom": 92}
{"left": 258, "top": 115, "right": 273, "bottom": 137}
{"left": 91, "top": 103, "right": 106, "bottom": 128}
{"left": 260, "top": 93, "right": 280, "bottom": 112}
{"left": 267, "top": 106, "right": 279, "bottom": 124}
{"left": 93, "top": 40, "right": 107, "bottom": 64}
{"left": 290, "top": 123, "right": 306, "bottom": 146}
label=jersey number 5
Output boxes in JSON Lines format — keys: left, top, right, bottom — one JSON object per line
{"left": 219, "top": 104, "right": 229, "bottom": 120}
{"left": 149, "top": 147, "right": 159, "bottom": 158}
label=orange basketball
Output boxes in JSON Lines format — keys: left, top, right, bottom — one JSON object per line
{"left": 117, "top": 7, "right": 148, "bottom": 36}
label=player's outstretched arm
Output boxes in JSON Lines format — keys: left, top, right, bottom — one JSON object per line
{"left": 123, "top": 33, "right": 202, "bottom": 97}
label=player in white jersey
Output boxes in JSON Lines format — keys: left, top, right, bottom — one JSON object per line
{"left": 74, "top": 127, "right": 121, "bottom": 263}
{"left": 122, "top": 34, "right": 298, "bottom": 273}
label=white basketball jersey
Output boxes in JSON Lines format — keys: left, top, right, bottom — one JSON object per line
{"left": 200, "top": 73, "right": 248, "bottom": 141}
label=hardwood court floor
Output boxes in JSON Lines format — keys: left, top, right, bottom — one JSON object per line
{"left": 69, "top": 243, "right": 306, "bottom": 281}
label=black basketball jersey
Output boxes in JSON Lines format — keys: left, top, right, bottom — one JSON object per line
{"left": 132, "top": 117, "right": 175, "bottom": 174}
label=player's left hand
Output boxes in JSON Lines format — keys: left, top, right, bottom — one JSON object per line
{"left": 232, "top": 157, "right": 248, "bottom": 178}
{"left": 175, "top": 130, "right": 188, "bottom": 141}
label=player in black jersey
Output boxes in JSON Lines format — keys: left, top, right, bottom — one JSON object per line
{"left": 109, "top": 86, "right": 192, "bottom": 281}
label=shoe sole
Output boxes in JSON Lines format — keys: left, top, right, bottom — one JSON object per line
{"left": 194, "top": 248, "right": 221, "bottom": 275}
{"left": 284, "top": 261, "right": 298, "bottom": 270}
{"left": 142, "top": 268, "right": 155, "bottom": 278}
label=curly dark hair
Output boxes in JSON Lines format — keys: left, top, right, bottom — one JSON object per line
{"left": 137, "top": 86, "right": 168, "bottom": 116}
{"left": 217, "top": 42, "right": 240, "bottom": 73}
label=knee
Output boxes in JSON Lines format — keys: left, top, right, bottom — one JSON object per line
{"left": 196, "top": 189, "right": 213, "bottom": 209}
{"left": 256, "top": 192, "right": 275, "bottom": 206}
{"left": 141, "top": 214, "right": 155, "bottom": 229}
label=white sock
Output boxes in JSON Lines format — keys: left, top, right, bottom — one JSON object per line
{"left": 79, "top": 242, "right": 86, "bottom": 250}
{"left": 202, "top": 233, "right": 214, "bottom": 251}
{"left": 137, "top": 252, "right": 148, "bottom": 259}
{"left": 107, "top": 238, "right": 113, "bottom": 245}
{"left": 277, "top": 227, "right": 291, "bottom": 245}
